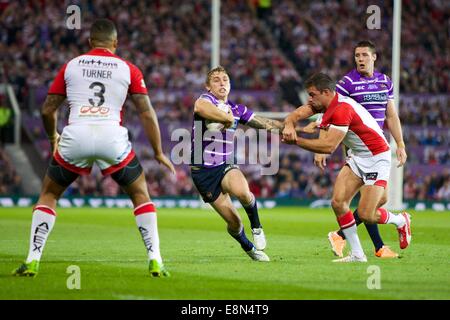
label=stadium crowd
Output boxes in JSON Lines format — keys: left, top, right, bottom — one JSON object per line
{"left": 0, "top": 0, "right": 448, "bottom": 201}
{"left": 0, "top": 147, "right": 21, "bottom": 194}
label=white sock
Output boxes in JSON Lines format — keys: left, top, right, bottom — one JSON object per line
{"left": 134, "top": 202, "right": 162, "bottom": 264}
{"left": 387, "top": 212, "right": 406, "bottom": 228}
{"left": 342, "top": 224, "right": 365, "bottom": 258}
{"left": 26, "top": 206, "right": 56, "bottom": 263}
{"left": 378, "top": 208, "right": 405, "bottom": 228}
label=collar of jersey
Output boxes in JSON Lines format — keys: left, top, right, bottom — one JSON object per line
{"left": 86, "top": 48, "right": 116, "bottom": 57}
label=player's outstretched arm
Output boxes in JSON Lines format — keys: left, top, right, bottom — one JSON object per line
{"left": 194, "top": 99, "right": 234, "bottom": 128}
{"left": 385, "top": 100, "right": 407, "bottom": 167}
{"left": 41, "top": 94, "right": 66, "bottom": 153}
{"left": 246, "top": 115, "right": 284, "bottom": 133}
{"left": 131, "top": 94, "right": 175, "bottom": 174}
{"left": 282, "top": 104, "right": 316, "bottom": 143}
{"left": 294, "top": 127, "right": 346, "bottom": 154}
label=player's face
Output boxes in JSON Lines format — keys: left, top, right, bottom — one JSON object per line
{"left": 307, "top": 86, "right": 328, "bottom": 111}
{"left": 354, "top": 47, "right": 376, "bottom": 76}
{"left": 206, "top": 72, "right": 231, "bottom": 100}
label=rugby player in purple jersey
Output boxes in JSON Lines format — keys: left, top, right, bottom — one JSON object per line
{"left": 190, "top": 66, "right": 313, "bottom": 262}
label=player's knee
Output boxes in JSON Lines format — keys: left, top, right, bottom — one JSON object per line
{"left": 331, "top": 198, "right": 348, "bottom": 213}
{"left": 357, "top": 208, "right": 377, "bottom": 224}
{"left": 237, "top": 191, "right": 252, "bottom": 206}
{"left": 378, "top": 194, "right": 388, "bottom": 207}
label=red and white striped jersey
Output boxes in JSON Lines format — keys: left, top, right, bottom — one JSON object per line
{"left": 319, "top": 93, "right": 390, "bottom": 157}
{"left": 48, "top": 48, "right": 147, "bottom": 125}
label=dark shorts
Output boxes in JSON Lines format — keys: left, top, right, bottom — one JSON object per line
{"left": 47, "top": 154, "right": 143, "bottom": 187}
{"left": 190, "top": 164, "right": 239, "bottom": 203}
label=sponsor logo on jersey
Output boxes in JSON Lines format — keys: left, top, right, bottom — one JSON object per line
{"left": 78, "top": 58, "right": 118, "bottom": 69}
{"left": 368, "top": 84, "right": 378, "bottom": 90}
{"left": 79, "top": 106, "right": 111, "bottom": 117}
{"left": 363, "top": 93, "right": 387, "bottom": 102}
{"left": 365, "top": 172, "right": 379, "bottom": 180}
{"left": 355, "top": 85, "right": 366, "bottom": 90}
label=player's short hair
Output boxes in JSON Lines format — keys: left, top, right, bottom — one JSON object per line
{"left": 304, "top": 73, "right": 335, "bottom": 92}
{"left": 90, "top": 19, "right": 117, "bottom": 43}
{"left": 206, "top": 66, "right": 228, "bottom": 85}
{"left": 355, "top": 40, "right": 376, "bottom": 54}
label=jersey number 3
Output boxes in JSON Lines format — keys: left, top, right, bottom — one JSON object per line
{"left": 89, "top": 82, "right": 105, "bottom": 107}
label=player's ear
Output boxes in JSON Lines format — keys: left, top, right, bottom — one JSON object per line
{"left": 88, "top": 38, "right": 92, "bottom": 48}
{"left": 113, "top": 39, "right": 118, "bottom": 49}
{"left": 373, "top": 53, "right": 377, "bottom": 61}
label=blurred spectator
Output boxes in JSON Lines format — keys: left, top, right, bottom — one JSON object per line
{"left": 0, "top": 147, "right": 22, "bottom": 194}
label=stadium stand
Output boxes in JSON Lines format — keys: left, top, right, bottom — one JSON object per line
{"left": 0, "top": 0, "right": 448, "bottom": 200}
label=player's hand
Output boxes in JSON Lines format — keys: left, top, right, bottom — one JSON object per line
{"left": 223, "top": 109, "right": 234, "bottom": 129}
{"left": 301, "top": 122, "right": 318, "bottom": 134}
{"left": 282, "top": 124, "right": 297, "bottom": 143}
{"left": 155, "top": 153, "right": 176, "bottom": 175}
{"left": 396, "top": 147, "right": 407, "bottom": 167}
{"left": 49, "top": 133, "right": 60, "bottom": 155}
{"left": 314, "top": 153, "right": 327, "bottom": 171}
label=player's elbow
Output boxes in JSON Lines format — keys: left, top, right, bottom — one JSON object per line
{"left": 41, "top": 104, "right": 55, "bottom": 118}
{"left": 194, "top": 102, "right": 204, "bottom": 115}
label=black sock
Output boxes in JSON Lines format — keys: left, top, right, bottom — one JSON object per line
{"left": 243, "top": 195, "right": 262, "bottom": 229}
{"left": 228, "top": 227, "right": 254, "bottom": 252}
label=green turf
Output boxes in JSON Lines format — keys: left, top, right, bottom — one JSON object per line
{"left": 0, "top": 207, "right": 449, "bottom": 300}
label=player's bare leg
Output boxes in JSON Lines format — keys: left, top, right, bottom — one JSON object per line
{"left": 122, "top": 171, "right": 169, "bottom": 277}
{"left": 330, "top": 166, "right": 367, "bottom": 262}
{"left": 221, "top": 169, "right": 266, "bottom": 250}
{"left": 359, "top": 185, "right": 411, "bottom": 250}
{"left": 13, "top": 174, "right": 68, "bottom": 276}
{"left": 211, "top": 193, "right": 269, "bottom": 262}
{"left": 371, "top": 186, "right": 399, "bottom": 257}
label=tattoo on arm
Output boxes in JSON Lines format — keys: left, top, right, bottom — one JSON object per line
{"left": 247, "top": 115, "right": 285, "bottom": 132}
{"left": 42, "top": 94, "right": 65, "bottom": 114}
{"left": 131, "top": 94, "right": 152, "bottom": 113}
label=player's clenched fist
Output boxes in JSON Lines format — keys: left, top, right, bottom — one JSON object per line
{"left": 282, "top": 124, "right": 297, "bottom": 143}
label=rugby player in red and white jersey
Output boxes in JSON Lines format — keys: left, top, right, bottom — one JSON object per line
{"left": 282, "top": 73, "right": 411, "bottom": 262}
{"left": 13, "top": 19, "right": 175, "bottom": 277}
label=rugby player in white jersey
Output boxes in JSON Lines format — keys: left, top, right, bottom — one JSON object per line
{"left": 282, "top": 73, "right": 411, "bottom": 262}
{"left": 13, "top": 19, "right": 175, "bottom": 277}
{"left": 321, "top": 41, "right": 407, "bottom": 259}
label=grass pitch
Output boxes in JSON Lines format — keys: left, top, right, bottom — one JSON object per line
{"left": 0, "top": 206, "right": 449, "bottom": 300}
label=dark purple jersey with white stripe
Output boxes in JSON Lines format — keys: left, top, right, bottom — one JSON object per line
{"left": 190, "top": 92, "right": 254, "bottom": 168}
{"left": 335, "top": 69, "right": 393, "bottom": 129}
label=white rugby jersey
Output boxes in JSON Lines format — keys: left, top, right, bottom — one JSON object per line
{"left": 48, "top": 48, "right": 148, "bottom": 125}
{"left": 319, "top": 93, "right": 390, "bottom": 157}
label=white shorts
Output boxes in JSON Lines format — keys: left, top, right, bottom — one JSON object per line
{"left": 346, "top": 150, "right": 391, "bottom": 188}
{"left": 54, "top": 124, "right": 134, "bottom": 175}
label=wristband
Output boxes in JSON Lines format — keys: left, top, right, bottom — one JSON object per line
{"left": 397, "top": 141, "right": 405, "bottom": 148}
{"left": 48, "top": 133, "right": 58, "bottom": 141}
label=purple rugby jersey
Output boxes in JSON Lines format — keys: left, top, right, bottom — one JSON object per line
{"left": 190, "top": 92, "right": 254, "bottom": 168}
{"left": 335, "top": 69, "right": 394, "bottom": 129}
